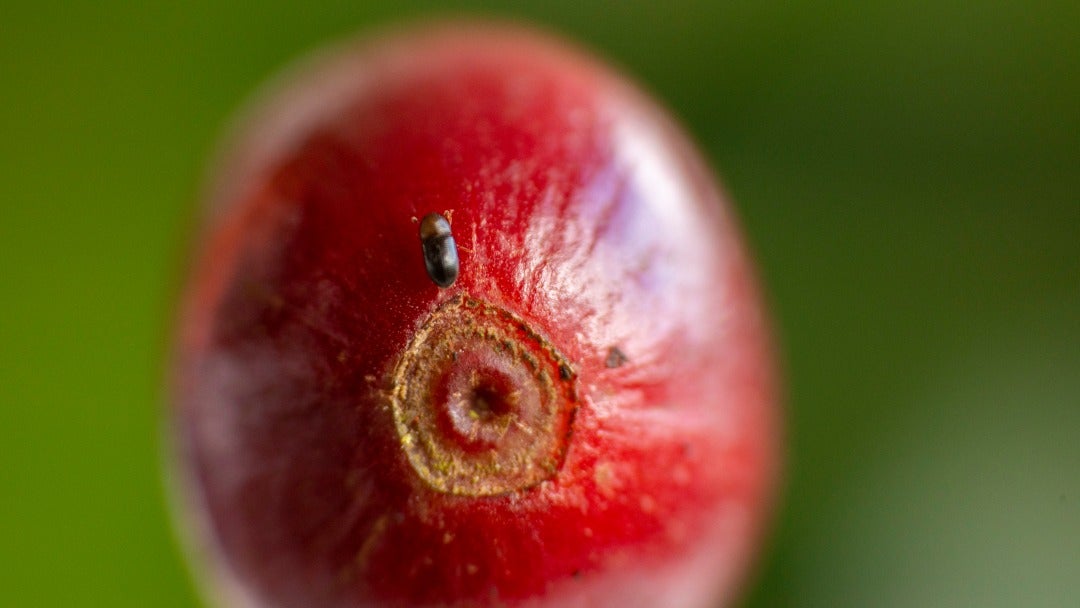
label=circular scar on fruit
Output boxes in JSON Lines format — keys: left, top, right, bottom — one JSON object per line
{"left": 389, "top": 295, "right": 577, "bottom": 496}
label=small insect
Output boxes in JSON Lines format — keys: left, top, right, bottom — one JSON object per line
{"left": 419, "top": 212, "right": 459, "bottom": 288}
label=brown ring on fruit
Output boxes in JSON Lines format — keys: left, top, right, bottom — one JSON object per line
{"left": 389, "top": 295, "right": 578, "bottom": 496}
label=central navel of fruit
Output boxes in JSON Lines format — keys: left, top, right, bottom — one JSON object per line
{"left": 390, "top": 295, "right": 578, "bottom": 496}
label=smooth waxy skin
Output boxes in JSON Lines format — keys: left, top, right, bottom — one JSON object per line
{"left": 172, "top": 24, "right": 778, "bottom": 608}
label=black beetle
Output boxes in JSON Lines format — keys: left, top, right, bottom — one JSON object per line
{"left": 419, "top": 213, "right": 459, "bottom": 288}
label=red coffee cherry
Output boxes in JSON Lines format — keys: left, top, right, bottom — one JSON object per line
{"left": 170, "top": 22, "right": 780, "bottom": 608}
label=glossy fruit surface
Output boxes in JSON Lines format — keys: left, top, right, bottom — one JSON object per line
{"left": 170, "top": 22, "right": 779, "bottom": 608}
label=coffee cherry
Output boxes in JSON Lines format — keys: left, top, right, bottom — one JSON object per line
{"left": 170, "top": 23, "right": 780, "bottom": 608}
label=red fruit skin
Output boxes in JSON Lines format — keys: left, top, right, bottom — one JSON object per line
{"left": 171, "top": 23, "right": 779, "bottom": 608}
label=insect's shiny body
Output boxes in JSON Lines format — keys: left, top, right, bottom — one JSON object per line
{"left": 419, "top": 213, "right": 459, "bottom": 288}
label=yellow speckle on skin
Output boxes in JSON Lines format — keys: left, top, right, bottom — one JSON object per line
{"left": 353, "top": 514, "right": 390, "bottom": 571}
{"left": 594, "top": 461, "right": 617, "bottom": 499}
{"left": 639, "top": 495, "right": 657, "bottom": 513}
{"left": 443, "top": 532, "right": 454, "bottom": 544}
{"left": 466, "top": 564, "right": 478, "bottom": 575}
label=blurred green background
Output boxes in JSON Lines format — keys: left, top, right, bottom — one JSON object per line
{"left": 2, "top": 1, "right": 1077, "bottom": 606}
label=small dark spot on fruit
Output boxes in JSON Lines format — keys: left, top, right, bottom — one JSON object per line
{"left": 571, "top": 569, "right": 582, "bottom": 579}
{"left": 559, "top": 363, "right": 573, "bottom": 380}
{"left": 604, "top": 345, "right": 630, "bottom": 369}
{"left": 605, "top": 346, "right": 629, "bottom": 368}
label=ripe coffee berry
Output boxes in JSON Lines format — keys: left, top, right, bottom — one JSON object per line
{"left": 170, "top": 22, "right": 780, "bottom": 608}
